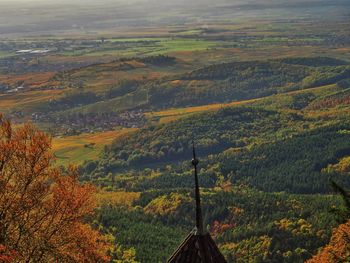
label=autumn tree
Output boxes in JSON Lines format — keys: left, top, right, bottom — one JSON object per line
{"left": 0, "top": 115, "right": 111, "bottom": 262}
{"left": 307, "top": 182, "right": 350, "bottom": 262}
{"left": 306, "top": 220, "right": 350, "bottom": 263}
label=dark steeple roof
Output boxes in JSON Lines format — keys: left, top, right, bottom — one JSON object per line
{"left": 167, "top": 232, "right": 227, "bottom": 263}
{"left": 167, "top": 142, "right": 227, "bottom": 263}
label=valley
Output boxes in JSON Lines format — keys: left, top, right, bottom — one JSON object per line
{"left": 1, "top": 0, "right": 350, "bottom": 262}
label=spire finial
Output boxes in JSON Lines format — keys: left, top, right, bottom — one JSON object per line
{"left": 192, "top": 141, "right": 204, "bottom": 235}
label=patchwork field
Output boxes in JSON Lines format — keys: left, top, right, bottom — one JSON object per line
{"left": 52, "top": 128, "right": 138, "bottom": 166}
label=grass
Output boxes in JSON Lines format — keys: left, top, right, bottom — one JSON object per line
{"left": 52, "top": 128, "right": 138, "bottom": 166}
{"left": 62, "top": 37, "right": 218, "bottom": 58}
{"left": 0, "top": 51, "right": 15, "bottom": 58}
{"left": 107, "top": 38, "right": 168, "bottom": 43}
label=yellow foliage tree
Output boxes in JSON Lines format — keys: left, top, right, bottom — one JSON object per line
{"left": 0, "top": 115, "right": 111, "bottom": 262}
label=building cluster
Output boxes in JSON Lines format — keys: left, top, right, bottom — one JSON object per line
{"left": 31, "top": 111, "right": 145, "bottom": 135}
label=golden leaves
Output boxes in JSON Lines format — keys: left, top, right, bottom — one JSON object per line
{"left": 0, "top": 115, "right": 110, "bottom": 262}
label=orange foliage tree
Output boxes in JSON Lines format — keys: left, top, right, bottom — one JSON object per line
{"left": 0, "top": 115, "right": 111, "bottom": 262}
{"left": 306, "top": 220, "right": 350, "bottom": 263}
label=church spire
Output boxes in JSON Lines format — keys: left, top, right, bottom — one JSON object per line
{"left": 192, "top": 141, "right": 204, "bottom": 235}
{"left": 167, "top": 141, "right": 228, "bottom": 263}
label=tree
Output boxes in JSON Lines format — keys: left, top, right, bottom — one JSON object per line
{"left": 330, "top": 181, "right": 350, "bottom": 223}
{"left": 0, "top": 115, "right": 111, "bottom": 262}
{"left": 307, "top": 182, "right": 350, "bottom": 262}
{"left": 306, "top": 220, "right": 350, "bottom": 263}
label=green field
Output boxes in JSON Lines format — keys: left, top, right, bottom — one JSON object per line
{"left": 61, "top": 37, "right": 218, "bottom": 58}
{"left": 0, "top": 51, "right": 15, "bottom": 58}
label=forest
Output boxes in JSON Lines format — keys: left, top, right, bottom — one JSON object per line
{"left": 77, "top": 59, "right": 350, "bottom": 261}
{"left": 2, "top": 55, "right": 350, "bottom": 262}
{"left": 1, "top": 0, "right": 350, "bottom": 261}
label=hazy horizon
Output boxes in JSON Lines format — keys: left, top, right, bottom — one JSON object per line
{"left": 0, "top": 0, "right": 349, "bottom": 36}
{"left": 0, "top": 0, "right": 350, "bottom": 261}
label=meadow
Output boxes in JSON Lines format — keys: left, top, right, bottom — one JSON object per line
{"left": 52, "top": 128, "right": 137, "bottom": 166}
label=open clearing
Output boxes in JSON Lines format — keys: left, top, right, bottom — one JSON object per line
{"left": 52, "top": 128, "right": 138, "bottom": 166}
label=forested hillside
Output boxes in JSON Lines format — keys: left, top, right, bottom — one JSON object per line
{"left": 98, "top": 189, "right": 340, "bottom": 262}
{"left": 50, "top": 57, "right": 350, "bottom": 116}
{"left": 77, "top": 58, "right": 350, "bottom": 262}
{"left": 1, "top": 0, "right": 350, "bottom": 261}
{"left": 82, "top": 75, "right": 350, "bottom": 194}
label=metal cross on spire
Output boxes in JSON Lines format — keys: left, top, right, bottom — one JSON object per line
{"left": 192, "top": 141, "right": 204, "bottom": 235}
